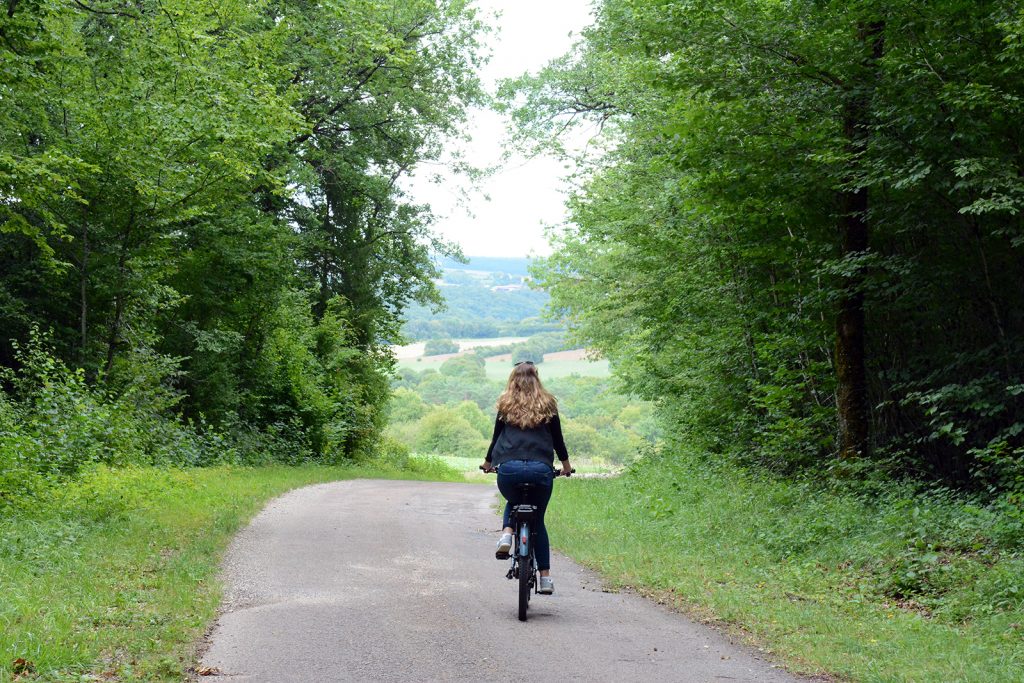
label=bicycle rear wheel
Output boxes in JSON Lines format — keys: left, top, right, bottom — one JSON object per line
{"left": 518, "top": 529, "right": 532, "bottom": 621}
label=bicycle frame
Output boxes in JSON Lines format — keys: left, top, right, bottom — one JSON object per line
{"left": 508, "top": 499, "right": 539, "bottom": 620}
{"left": 507, "top": 502, "right": 538, "bottom": 569}
{"left": 481, "top": 465, "right": 573, "bottom": 621}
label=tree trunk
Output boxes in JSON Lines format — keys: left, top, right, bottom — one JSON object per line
{"left": 79, "top": 219, "right": 88, "bottom": 363}
{"left": 104, "top": 293, "right": 124, "bottom": 376}
{"left": 835, "top": 20, "right": 884, "bottom": 459}
{"left": 835, "top": 174, "right": 870, "bottom": 458}
{"left": 104, "top": 206, "right": 135, "bottom": 376}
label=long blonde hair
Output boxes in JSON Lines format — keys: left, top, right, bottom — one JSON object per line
{"left": 496, "top": 362, "right": 558, "bottom": 429}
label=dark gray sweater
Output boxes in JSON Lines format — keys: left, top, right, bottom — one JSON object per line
{"left": 484, "top": 413, "right": 569, "bottom": 467}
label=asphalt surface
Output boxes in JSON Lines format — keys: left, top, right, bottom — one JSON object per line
{"left": 200, "top": 480, "right": 813, "bottom": 682}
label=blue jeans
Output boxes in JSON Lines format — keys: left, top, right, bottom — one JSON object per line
{"left": 497, "top": 459, "right": 554, "bottom": 571}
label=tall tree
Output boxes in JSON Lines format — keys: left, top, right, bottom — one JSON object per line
{"left": 835, "top": 18, "right": 885, "bottom": 459}
{"left": 506, "top": 0, "right": 1024, "bottom": 489}
{"left": 0, "top": 0, "right": 485, "bottom": 460}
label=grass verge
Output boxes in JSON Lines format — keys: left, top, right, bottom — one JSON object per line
{"left": 545, "top": 453, "right": 1024, "bottom": 683}
{"left": 0, "top": 458, "right": 460, "bottom": 681}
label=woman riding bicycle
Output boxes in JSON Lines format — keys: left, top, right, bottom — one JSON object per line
{"left": 481, "top": 360, "right": 572, "bottom": 595}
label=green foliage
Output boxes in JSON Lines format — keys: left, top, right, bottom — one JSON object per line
{"left": 506, "top": 0, "right": 1024, "bottom": 492}
{"left": 245, "top": 293, "right": 390, "bottom": 460}
{"left": 440, "top": 353, "right": 487, "bottom": 380}
{"left": 0, "top": 333, "right": 198, "bottom": 488}
{"left": 0, "top": 337, "right": 322, "bottom": 512}
{"left": 517, "top": 331, "right": 567, "bottom": 355}
{"left": 451, "top": 399, "right": 492, "bottom": 437}
{"left": 414, "top": 407, "right": 488, "bottom": 456}
{"left": 458, "top": 332, "right": 567, "bottom": 366}
{"left": 368, "top": 436, "right": 462, "bottom": 479}
{"left": 0, "top": 0, "right": 486, "bottom": 468}
{"left": 424, "top": 337, "right": 461, "bottom": 356}
{"left": 388, "top": 364, "right": 655, "bottom": 465}
{"left": 438, "top": 256, "right": 534, "bottom": 276}
{"left": 414, "top": 366, "right": 496, "bottom": 408}
{"left": 401, "top": 262, "right": 552, "bottom": 340}
{"left": 561, "top": 420, "right": 601, "bottom": 458}
{"left": 387, "top": 387, "right": 429, "bottom": 423}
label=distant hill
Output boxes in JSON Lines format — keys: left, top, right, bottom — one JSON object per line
{"left": 401, "top": 256, "right": 559, "bottom": 340}
{"left": 437, "top": 256, "right": 534, "bottom": 276}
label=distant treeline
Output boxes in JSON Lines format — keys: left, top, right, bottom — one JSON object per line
{"left": 406, "top": 317, "right": 562, "bottom": 340}
{"left": 402, "top": 268, "right": 557, "bottom": 339}
{"left": 419, "top": 332, "right": 568, "bottom": 362}
{"left": 467, "top": 332, "right": 569, "bottom": 364}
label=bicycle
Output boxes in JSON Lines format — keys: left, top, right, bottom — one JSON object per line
{"left": 481, "top": 465, "right": 574, "bottom": 621}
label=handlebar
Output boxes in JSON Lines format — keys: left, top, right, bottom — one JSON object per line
{"left": 479, "top": 465, "right": 576, "bottom": 477}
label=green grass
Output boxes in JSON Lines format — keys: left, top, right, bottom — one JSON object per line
{"left": 0, "top": 459, "right": 461, "bottom": 681}
{"left": 545, "top": 455, "right": 1024, "bottom": 683}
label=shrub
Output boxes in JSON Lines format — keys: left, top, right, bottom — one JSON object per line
{"left": 373, "top": 436, "right": 412, "bottom": 470}
{"left": 0, "top": 333, "right": 324, "bottom": 513}
{"left": 424, "top": 338, "right": 459, "bottom": 356}
{"left": 440, "top": 354, "right": 486, "bottom": 380}
{"left": 452, "top": 400, "right": 492, "bottom": 437}
{"left": 415, "top": 408, "right": 488, "bottom": 456}
{"left": 387, "top": 388, "right": 429, "bottom": 423}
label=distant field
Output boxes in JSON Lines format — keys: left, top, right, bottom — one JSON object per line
{"left": 394, "top": 341, "right": 611, "bottom": 379}
{"left": 391, "top": 336, "right": 527, "bottom": 360}
{"left": 543, "top": 349, "right": 593, "bottom": 362}
{"left": 396, "top": 356, "right": 449, "bottom": 372}
{"left": 398, "top": 356, "right": 610, "bottom": 378}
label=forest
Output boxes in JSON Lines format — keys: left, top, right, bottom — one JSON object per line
{"left": 505, "top": 0, "right": 1024, "bottom": 497}
{"left": 400, "top": 263, "right": 558, "bottom": 339}
{"left": 0, "top": 4, "right": 487, "bottom": 672}
{"left": 495, "top": 7, "right": 1024, "bottom": 672}
{"left": 0, "top": 0, "right": 485, "bottom": 494}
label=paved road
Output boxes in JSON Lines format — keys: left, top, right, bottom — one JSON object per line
{"left": 200, "top": 480, "right": 813, "bottom": 682}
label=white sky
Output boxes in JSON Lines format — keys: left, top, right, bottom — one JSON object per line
{"left": 403, "top": 0, "right": 596, "bottom": 258}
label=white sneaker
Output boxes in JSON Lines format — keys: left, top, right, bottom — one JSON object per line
{"left": 538, "top": 576, "right": 554, "bottom": 594}
{"left": 495, "top": 532, "right": 513, "bottom": 559}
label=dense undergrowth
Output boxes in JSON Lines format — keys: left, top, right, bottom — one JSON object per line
{"left": 547, "top": 448, "right": 1024, "bottom": 682}
{"left": 0, "top": 338, "right": 409, "bottom": 515}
